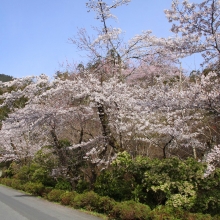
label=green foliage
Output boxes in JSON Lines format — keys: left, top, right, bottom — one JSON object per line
{"left": 47, "top": 189, "right": 65, "bottom": 202}
{"left": 60, "top": 191, "right": 78, "bottom": 206}
{"left": 54, "top": 71, "right": 70, "bottom": 80}
{"left": 213, "top": 215, "right": 220, "bottom": 220}
{"left": 72, "top": 191, "right": 101, "bottom": 211}
{"left": 12, "top": 96, "right": 28, "bottom": 109}
{"left": 34, "top": 146, "right": 58, "bottom": 169}
{"left": 94, "top": 152, "right": 135, "bottom": 201}
{"left": 0, "top": 178, "right": 13, "bottom": 187}
{"left": 3, "top": 161, "right": 20, "bottom": 178}
{"left": 11, "top": 179, "right": 23, "bottom": 190}
{"left": 143, "top": 157, "right": 204, "bottom": 209}
{"left": 192, "top": 168, "right": 220, "bottom": 215}
{"left": 0, "top": 105, "right": 10, "bottom": 128}
{"left": 55, "top": 178, "right": 72, "bottom": 191}
{"left": 9, "top": 162, "right": 55, "bottom": 187}
{"left": 58, "top": 139, "right": 71, "bottom": 149}
{"left": 98, "top": 196, "right": 117, "bottom": 214}
{"left": 110, "top": 200, "right": 151, "bottom": 220}
{"left": 23, "top": 182, "right": 45, "bottom": 196}
{"left": 149, "top": 206, "right": 212, "bottom": 220}
{"left": 2, "top": 150, "right": 220, "bottom": 217}
{"left": 31, "top": 148, "right": 58, "bottom": 186}
{"left": 41, "top": 187, "right": 53, "bottom": 198}
{"left": 95, "top": 152, "right": 220, "bottom": 216}
{"left": 75, "top": 179, "right": 90, "bottom": 193}
{"left": 31, "top": 166, "right": 55, "bottom": 187}
{"left": 1, "top": 175, "right": 219, "bottom": 219}
{"left": 15, "top": 164, "right": 35, "bottom": 182}
{"left": 94, "top": 169, "right": 134, "bottom": 201}
{"left": 95, "top": 152, "right": 206, "bottom": 210}
{"left": 0, "top": 74, "right": 14, "bottom": 82}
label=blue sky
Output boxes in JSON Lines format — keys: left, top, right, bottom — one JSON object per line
{"left": 0, "top": 0, "right": 202, "bottom": 78}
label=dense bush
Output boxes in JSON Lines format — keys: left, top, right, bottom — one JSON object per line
{"left": 3, "top": 162, "right": 20, "bottom": 178}
{"left": 149, "top": 206, "right": 212, "bottom": 220}
{"left": 23, "top": 182, "right": 45, "bottom": 196}
{"left": 41, "top": 187, "right": 54, "bottom": 198}
{"left": 98, "top": 196, "right": 117, "bottom": 214}
{"left": 31, "top": 166, "right": 55, "bottom": 187}
{"left": 94, "top": 169, "right": 133, "bottom": 201}
{"left": 94, "top": 152, "right": 137, "bottom": 201}
{"left": 0, "top": 178, "right": 13, "bottom": 187}
{"left": 55, "top": 178, "right": 72, "bottom": 191}
{"left": 72, "top": 191, "right": 101, "bottom": 211}
{"left": 11, "top": 179, "right": 23, "bottom": 190}
{"left": 94, "top": 152, "right": 220, "bottom": 216}
{"left": 75, "top": 179, "right": 90, "bottom": 193}
{"left": 60, "top": 191, "right": 78, "bottom": 206}
{"left": 47, "top": 189, "right": 65, "bottom": 202}
{"left": 142, "top": 157, "right": 204, "bottom": 209}
{"left": 192, "top": 168, "right": 220, "bottom": 215}
{"left": 11, "top": 163, "right": 42, "bottom": 182}
{"left": 109, "top": 200, "right": 151, "bottom": 220}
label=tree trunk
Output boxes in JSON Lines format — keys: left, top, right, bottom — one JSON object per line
{"left": 97, "top": 102, "right": 122, "bottom": 152}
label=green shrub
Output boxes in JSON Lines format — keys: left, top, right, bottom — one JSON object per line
{"left": 1, "top": 178, "right": 13, "bottom": 187}
{"left": 94, "top": 169, "right": 134, "bottom": 201}
{"left": 143, "top": 157, "right": 204, "bottom": 209}
{"left": 187, "top": 213, "right": 212, "bottom": 220}
{"left": 150, "top": 206, "right": 184, "bottom": 220}
{"left": 4, "top": 162, "right": 20, "bottom": 178}
{"left": 41, "top": 187, "right": 54, "bottom": 198}
{"left": 15, "top": 165, "right": 31, "bottom": 182}
{"left": 96, "top": 152, "right": 207, "bottom": 210}
{"left": 110, "top": 200, "right": 151, "bottom": 220}
{"left": 23, "top": 182, "right": 45, "bottom": 196}
{"left": 98, "top": 196, "right": 117, "bottom": 214}
{"left": 55, "top": 178, "right": 72, "bottom": 191}
{"left": 11, "top": 179, "right": 23, "bottom": 190}
{"left": 149, "top": 206, "right": 212, "bottom": 220}
{"left": 60, "top": 191, "right": 78, "bottom": 206}
{"left": 75, "top": 179, "right": 90, "bottom": 193}
{"left": 31, "top": 167, "right": 55, "bottom": 187}
{"left": 192, "top": 168, "right": 220, "bottom": 215}
{"left": 58, "top": 139, "right": 71, "bottom": 148}
{"left": 213, "top": 215, "right": 220, "bottom": 220}
{"left": 72, "top": 191, "right": 101, "bottom": 211}
{"left": 47, "top": 189, "right": 65, "bottom": 202}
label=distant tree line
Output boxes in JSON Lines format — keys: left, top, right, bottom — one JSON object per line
{"left": 0, "top": 74, "right": 14, "bottom": 82}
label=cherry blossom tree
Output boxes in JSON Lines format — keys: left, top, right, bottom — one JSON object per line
{"left": 1, "top": 0, "right": 220, "bottom": 179}
{"left": 164, "top": 0, "right": 220, "bottom": 68}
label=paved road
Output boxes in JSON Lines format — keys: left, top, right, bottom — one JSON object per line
{"left": 0, "top": 185, "right": 102, "bottom": 220}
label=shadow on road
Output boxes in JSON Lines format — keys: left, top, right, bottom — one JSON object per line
{"left": 14, "top": 194, "right": 35, "bottom": 198}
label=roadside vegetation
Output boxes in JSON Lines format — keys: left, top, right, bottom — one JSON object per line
{"left": 1, "top": 151, "right": 220, "bottom": 219}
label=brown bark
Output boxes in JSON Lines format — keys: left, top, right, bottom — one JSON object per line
{"left": 97, "top": 102, "right": 122, "bottom": 152}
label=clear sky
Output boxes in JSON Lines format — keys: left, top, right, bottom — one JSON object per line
{"left": 0, "top": 0, "right": 202, "bottom": 78}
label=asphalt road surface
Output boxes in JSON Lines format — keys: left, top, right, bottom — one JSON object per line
{"left": 0, "top": 185, "right": 101, "bottom": 220}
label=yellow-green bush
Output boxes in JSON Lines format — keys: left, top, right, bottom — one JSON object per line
{"left": 60, "top": 191, "right": 78, "bottom": 206}
{"left": 71, "top": 191, "right": 101, "bottom": 211}
{"left": 23, "top": 182, "right": 45, "bottom": 196}
{"left": 47, "top": 189, "right": 65, "bottom": 202}
{"left": 0, "top": 178, "right": 13, "bottom": 187}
